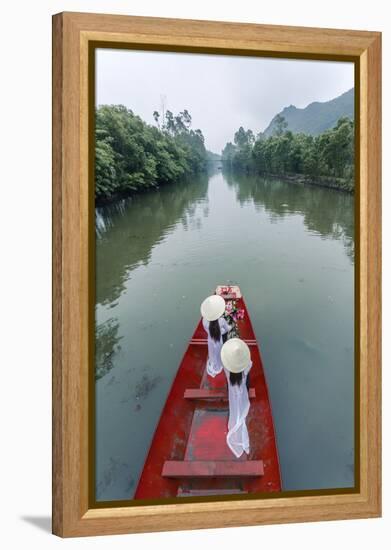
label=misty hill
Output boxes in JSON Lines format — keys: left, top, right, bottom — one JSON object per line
{"left": 263, "top": 88, "right": 354, "bottom": 137}
{"left": 207, "top": 150, "right": 222, "bottom": 161}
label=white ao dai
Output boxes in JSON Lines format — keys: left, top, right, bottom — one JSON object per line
{"left": 202, "top": 317, "right": 230, "bottom": 377}
{"left": 224, "top": 362, "right": 252, "bottom": 458}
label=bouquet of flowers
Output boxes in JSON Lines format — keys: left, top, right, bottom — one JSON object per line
{"left": 219, "top": 285, "right": 239, "bottom": 300}
{"left": 223, "top": 299, "right": 245, "bottom": 339}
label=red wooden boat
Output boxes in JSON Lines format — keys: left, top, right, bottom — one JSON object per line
{"left": 134, "top": 286, "right": 281, "bottom": 499}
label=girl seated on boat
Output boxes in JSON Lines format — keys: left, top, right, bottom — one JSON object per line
{"left": 201, "top": 295, "right": 233, "bottom": 377}
{"left": 220, "top": 338, "right": 252, "bottom": 458}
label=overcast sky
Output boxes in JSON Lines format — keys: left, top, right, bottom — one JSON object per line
{"left": 96, "top": 49, "right": 354, "bottom": 154}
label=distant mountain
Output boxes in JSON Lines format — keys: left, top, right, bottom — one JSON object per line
{"left": 263, "top": 88, "right": 354, "bottom": 137}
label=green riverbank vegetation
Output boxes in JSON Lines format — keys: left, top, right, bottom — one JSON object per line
{"left": 95, "top": 105, "right": 208, "bottom": 202}
{"left": 222, "top": 116, "right": 355, "bottom": 192}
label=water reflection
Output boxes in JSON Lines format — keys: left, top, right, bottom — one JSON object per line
{"left": 95, "top": 318, "right": 122, "bottom": 380}
{"left": 96, "top": 173, "right": 209, "bottom": 306}
{"left": 95, "top": 169, "right": 355, "bottom": 499}
{"left": 224, "top": 171, "right": 354, "bottom": 261}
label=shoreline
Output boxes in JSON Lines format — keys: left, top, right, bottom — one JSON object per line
{"left": 95, "top": 167, "right": 217, "bottom": 207}
{"left": 223, "top": 169, "right": 354, "bottom": 194}
{"left": 263, "top": 172, "right": 354, "bottom": 193}
{"left": 96, "top": 168, "right": 353, "bottom": 208}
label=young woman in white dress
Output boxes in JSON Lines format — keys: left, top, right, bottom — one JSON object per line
{"left": 200, "top": 295, "right": 233, "bottom": 377}
{"left": 220, "top": 338, "right": 253, "bottom": 458}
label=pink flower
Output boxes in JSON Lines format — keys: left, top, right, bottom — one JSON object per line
{"left": 236, "top": 309, "right": 245, "bottom": 320}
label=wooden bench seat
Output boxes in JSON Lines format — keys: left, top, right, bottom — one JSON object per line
{"left": 184, "top": 388, "right": 255, "bottom": 400}
{"left": 190, "top": 339, "right": 258, "bottom": 346}
{"left": 177, "top": 488, "right": 248, "bottom": 497}
{"left": 162, "top": 460, "right": 264, "bottom": 478}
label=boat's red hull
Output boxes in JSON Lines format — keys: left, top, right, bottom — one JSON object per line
{"left": 134, "top": 295, "right": 281, "bottom": 499}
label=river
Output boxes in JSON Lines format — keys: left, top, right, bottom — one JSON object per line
{"left": 95, "top": 168, "right": 355, "bottom": 501}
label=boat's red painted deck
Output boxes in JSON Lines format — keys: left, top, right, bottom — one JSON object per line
{"left": 185, "top": 409, "right": 232, "bottom": 461}
{"left": 134, "top": 295, "right": 281, "bottom": 500}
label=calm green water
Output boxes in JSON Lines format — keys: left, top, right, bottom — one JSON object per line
{"left": 95, "top": 169, "right": 355, "bottom": 501}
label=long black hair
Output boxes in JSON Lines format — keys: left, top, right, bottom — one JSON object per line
{"left": 229, "top": 371, "right": 243, "bottom": 386}
{"left": 209, "top": 319, "right": 221, "bottom": 342}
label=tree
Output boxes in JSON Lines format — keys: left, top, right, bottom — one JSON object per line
{"left": 223, "top": 117, "right": 354, "bottom": 192}
{"left": 153, "top": 110, "right": 160, "bottom": 129}
{"left": 95, "top": 105, "right": 208, "bottom": 202}
{"left": 182, "top": 109, "right": 192, "bottom": 129}
{"left": 234, "top": 126, "right": 254, "bottom": 148}
{"left": 273, "top": 114, "right": 288, "bottom": 137}
{"left": 164, "top": 110, "right": 176, "bottom": 135}
{"left": 221, "top": 142, "right": 237, "bottom": 167}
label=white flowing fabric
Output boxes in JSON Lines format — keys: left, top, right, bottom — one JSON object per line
{"left": 202, "top": 317, "right": 230, "bottom": 377}
{"left": 224, "top": 362, "right": 253, "bottom": 458}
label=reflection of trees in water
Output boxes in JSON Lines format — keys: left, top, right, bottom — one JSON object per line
{"left": 134, "top": 374, "right": 163, "bottom": 402}
{"left": 225, "top": 172, "right": 354, "bottom": 262}
{"left": 95, "top": 174, "right": 209, "bottom": 306}
{"left": 95, "top": 318, "right": 122, "bottom": 380}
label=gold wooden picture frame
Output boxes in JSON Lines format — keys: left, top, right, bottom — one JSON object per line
{"left": 52, "top": 11, "right": 381, "bottom": 537}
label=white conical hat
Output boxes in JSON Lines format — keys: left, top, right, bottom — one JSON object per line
{"left": 221, "top": 338, "right": 251, "bottom": 373}
{"left": 200, "top": 295, "right": 226, "bottom": 322}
